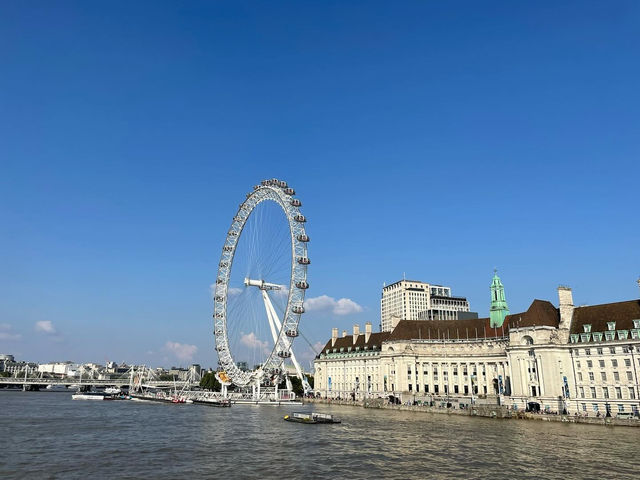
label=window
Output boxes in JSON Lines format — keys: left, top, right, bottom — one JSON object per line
{"left": 576, "top": 361, "right": 581, "bottom": 369}
{"left": 592, "top": 403, "right": 599, "bottom": 412}
{"left": 585, "top": 349, "right": 591, "bottom": 355}
{"left": 625, "top": 359, "right": 631, "bottom": 367}
{"left": 599, "top": 360, "right": 605, "bottom": 368}
{"left": 591, "top": 387, "right": 596, "bottom": 398}
{"left": 607, "top": 322, "right": 616, "bottom": 331}
{"left": 622, "top": 345, "right": 630, "bottom": 353}
{"left": 454, "top": 385, "right": 459, "bottom": 394}
{"left": 603, "top": 387, "right": 609, "bottom": 399}
{"left": 601, "top": 372, "right": 607, "bottom": 381}
{"left": 408, "top": 384, "right": 412, "bottom": 392}
{"left": 587, "top": 360, "right": 593, "bottom": 368}
{"left": 610, "top": 347, "right": 616, "bottom": 354}
{"left": 629, "top": 387, "right": 636, "bottom": 399}
{"left": 584, "top": 324, "right": 592, "bottom": 333}
{"left": 578, "top": 372, "right": 583, "bottom": 381}
{"left": 605, "top": 332, "right": 615, "bottom": 341}
{"left": 627, "top": 371, "right": 633, "bottom": 381}
{"left": 614, "top": 372, "right": 620, "bottom": 382}
{"left": 589, "top": 372, "right": 595, "bottom": 381}
{"left": 615, "top": 387, "right": 622, "bottom": 399}
{"left": 579, "top": 387, "right": 585, "bottom": 397}
{"left": 634, "top": 319, "right": 640, "bottom": 329}
{"left": 597, "top": 348, "right": 603, "bottom": 355}
{"left": 612, "top": 359, "right": 618, "bottom": 368}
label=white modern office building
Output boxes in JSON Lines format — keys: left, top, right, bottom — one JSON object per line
{"left": 380, "top": 279, "right": 471, "bottom": 332}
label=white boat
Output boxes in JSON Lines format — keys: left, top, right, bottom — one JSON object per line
{"left": 45, "top": 384, "right": 68, "bottom": 392}
{"left": 72, "top": 392, "right": 106, "bottom": 401}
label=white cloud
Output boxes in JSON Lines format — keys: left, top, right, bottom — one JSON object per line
{"left": 164, "top": 341, "right": 198, "bottom": 362}
{"left": 209, "top": 284, "right": 243, "bottom": 299}
{"left": 240, "top": 332, "right": 270, "bottom": 354}
{"left": 35, "top": 320, "right": 56, "bottom": 335}
{"left": 304, "top": 295, "right": 363, "bottom": 316}
{"left": 0, "top": 323, "right": 21, "bottom": 341}
{"left": 295, "top": 341, "right": 326, "bottom": 365}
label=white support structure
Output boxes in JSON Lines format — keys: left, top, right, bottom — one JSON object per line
{"left": 246, "top": 277, "right": 313, "bottom": 395}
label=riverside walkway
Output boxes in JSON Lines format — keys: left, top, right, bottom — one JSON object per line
{"left": 305, "top": 397, "right": 640, "bottom": 427}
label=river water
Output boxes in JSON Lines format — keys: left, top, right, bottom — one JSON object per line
{"left": 2, "top": 391, "right": 639, "bottom": 479}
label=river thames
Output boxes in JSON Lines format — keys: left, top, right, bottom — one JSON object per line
{"left": 2, "top": 391, "right": 639, "bottom": 479}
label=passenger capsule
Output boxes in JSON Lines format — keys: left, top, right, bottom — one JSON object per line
{"left": 294, "top": 215, "right": 306, "bottom": 222}
{"left": 297, "top": 234, "right": 310, "bottom": 242}
{"left": 297, "top": 257, "right": 310, "bottom": 265}
{"left": 261, "top": 180, "right": 268, "bottom": 186}
{"left": 284, "top": 188, "right": 295, "bottom": 196}
{"left": 290, "top": 198, "right": 301, "bottom": 207}
{"left": 216, "top": 278, "right": 225, "bottom": 284}
{"left": 292, "top": 305, "right": 305, "bottom": 314}
{"left": 277, "top": 350, "right": 291, "bottom": 358}
{"left": 296, "top": 281, "right": 309, "bottom": 289}
{"left": 223, "top": 246, "right": 233, "bottom": 252}
{"left": 214, "top": 296, "right": 224, "bottom": 302}
{"left": 279, "top": 180, "right": 288, "bottom": 188}
{"left": 286, "top": 329, "right": 299, "bottom": 337}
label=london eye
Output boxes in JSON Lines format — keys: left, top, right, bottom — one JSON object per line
{"left": 212, "top": 179, "right": 311, "bottom": 395}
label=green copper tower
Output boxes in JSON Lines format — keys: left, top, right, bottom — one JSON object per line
{"left": 489, "top": 270, "right": 510, "bottom": 328}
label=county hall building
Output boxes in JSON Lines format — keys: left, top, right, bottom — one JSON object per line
{"left": 313, "top": 274, "right": 640, "bottom": 416}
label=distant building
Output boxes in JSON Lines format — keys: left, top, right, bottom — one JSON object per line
{"left": 380, "top": 279, "right": 471, "bottom": 332}
{"left": 236, "top": 361, "right": 249, "bottom": 371}
{"left": 0, "top": 354, "right": 15, "bottom": 372}
{"left": 38, "top": 362, "right": 75, "bottom": 377}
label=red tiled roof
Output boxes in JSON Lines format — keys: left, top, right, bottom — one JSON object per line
{"left": 570, "top": 300, "right": 640, "bottom": 334}
{"left": 387, "top": 299, "right": 559, "bottom": 341}
{"left": 320, "top": 331, "right": 390, "bottom": 354}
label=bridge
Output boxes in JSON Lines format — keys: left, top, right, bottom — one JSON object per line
{"left": 0, "top": 377, "right": 199, "bottom": 389}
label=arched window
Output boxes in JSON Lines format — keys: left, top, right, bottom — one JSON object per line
{"left": 522, "top": 335, "right": 534, "bottom": 346}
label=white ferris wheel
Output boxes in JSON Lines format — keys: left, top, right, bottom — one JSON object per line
{"left": 212, "top": 178, "right": 312, "bottom": 394}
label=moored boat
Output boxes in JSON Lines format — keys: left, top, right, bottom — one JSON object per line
{"left": 72, "top": 392, "right": 108, "bottom": 401}
{"left": 192, "top": 398, "right": 231, "bottom": 407}
{"left": 284, "top": 412, "right": 341, "bottom": 424}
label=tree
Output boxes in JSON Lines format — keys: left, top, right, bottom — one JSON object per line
{"left": 200, "top": 372, "right": 221, "bottom": 391}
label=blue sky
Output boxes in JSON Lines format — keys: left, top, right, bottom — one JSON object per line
{"left": 1, "top": 1, "right": 638, "bottom": 368}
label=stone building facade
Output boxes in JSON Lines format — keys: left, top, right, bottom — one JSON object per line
{"left": 315, "top": 279, "right": 640, "bottom": 416}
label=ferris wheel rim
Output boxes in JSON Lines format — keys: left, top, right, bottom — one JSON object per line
{"left": 212, "top": 179, "right": 308, "bottom": 387}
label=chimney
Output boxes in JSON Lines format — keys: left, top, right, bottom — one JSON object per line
{"left": 558, "top": 286, "right": 574, "bottom": 331}
{"left": 331, "top": 327, "right": 338, "bottom": 347}
{"left": 353, "top": 324, "right": 360, "bottom": 344}
{"left": 342, "top": 330, "right": 348, "bottom": 338}
{"left": 365, "top": 322, "right": 372, "bottom": 343}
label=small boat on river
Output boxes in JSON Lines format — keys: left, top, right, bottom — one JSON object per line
{"left": 284, "top": 412, "right": 341, "bottom": 424}
{"left": 192, "top": 398, "right": 231, "bottom": 407}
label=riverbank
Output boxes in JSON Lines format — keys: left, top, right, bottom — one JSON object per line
{"left": 304, "top": 397, "right": 640, "bottom": 427}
